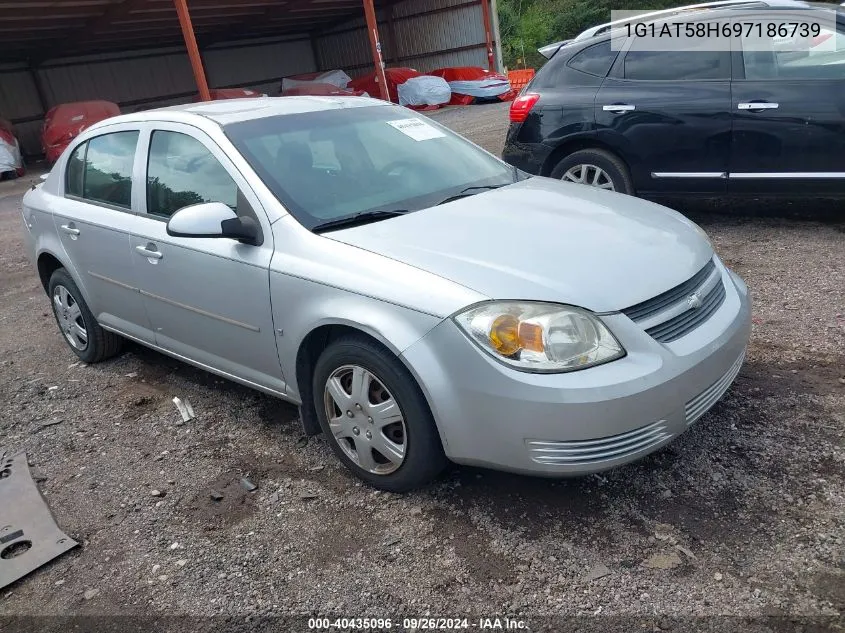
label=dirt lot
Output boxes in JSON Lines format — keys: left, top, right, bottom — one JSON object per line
{"left": 0, "top": 103, "right": 843, "bottom": 632}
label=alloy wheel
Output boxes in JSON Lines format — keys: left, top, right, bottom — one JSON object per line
{"left": 52, "top": 284, "right": 88, "bottom": 351}
{"left": 562, "top": 163, "right": 615, "bottom": 190}
{"left": 323, "top": 364, "right": 407, "bottom": 475}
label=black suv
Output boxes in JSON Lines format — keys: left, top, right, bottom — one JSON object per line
{"left": 502, "top": 1, "right": 845, "bottom": 199}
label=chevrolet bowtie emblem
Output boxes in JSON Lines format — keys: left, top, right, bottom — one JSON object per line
{"left": 687, "top": 292, "right": 703, "bottom": 310}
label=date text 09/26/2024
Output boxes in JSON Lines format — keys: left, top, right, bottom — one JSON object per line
{"left": 308, "top": 617, "right": 528, "bottom": 630}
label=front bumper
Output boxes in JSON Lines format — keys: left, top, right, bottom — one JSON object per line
{"left": 401, "top": 263, "right": 751, "bottom": 476}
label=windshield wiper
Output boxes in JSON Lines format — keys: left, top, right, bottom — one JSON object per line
{"left": 312, "top": 209, "right": 411, "bottom": 233}
{"left": 435, "top": 183, "right": 510, "bottom": 206}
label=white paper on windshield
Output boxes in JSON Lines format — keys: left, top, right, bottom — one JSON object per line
{"left": 387, "top": 118, "right": 446, "bottom": 141}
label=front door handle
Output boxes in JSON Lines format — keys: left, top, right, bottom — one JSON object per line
{"left": 60, "top": 223, "right": 80, "bottom": 239}
{"left": 602, "top": 104, "right": 636, "bottom": 113}
{"left": 135, "top": 244, "right": 163, "bottom": 261}
{"left": 737, "top": 102, "right": 779, "bottom": 111}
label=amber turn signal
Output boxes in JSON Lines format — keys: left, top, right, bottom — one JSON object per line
{"left": 489, "top": 314, "right": 521, "bottom": 356}
{"left": 518, "top": 321, "right": 545, "bottom": 353}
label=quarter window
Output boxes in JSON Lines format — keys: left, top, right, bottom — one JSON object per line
{"left": 624, "top": 33, "right": 730, "bottom": 80}
{"left": 568, "top": 40, "right": 619, "bottom": 77}
{"left": 65, "top": 142, "right": 86, "bottom": 197}
{"left": 146, "top": 131, "right": 237, "bottom": 218}
{"left": 82, "top": 131, "right": 139, "bottom": 208}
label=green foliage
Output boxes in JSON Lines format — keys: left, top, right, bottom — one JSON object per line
{"left": 498, "top": 0, "right": 681, "bottom": 69}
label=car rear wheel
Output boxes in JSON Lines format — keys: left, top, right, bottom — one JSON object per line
{"left": 313, "top": 335, "right": 446, "bottom": 492}
{"left": 551, "top": 148, "right": 633, "bottom": 195}
{"left": 48, "top": 269, "right": 123, "bottom": 363}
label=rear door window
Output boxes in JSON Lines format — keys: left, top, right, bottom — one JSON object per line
{"left": 624, "top": 30, "right": 731, "bottom": 80}
{"left": 81, "top": 131, "right": 139, "bottom": 208}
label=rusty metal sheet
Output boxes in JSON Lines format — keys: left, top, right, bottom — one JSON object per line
{"left": 0, "top": 450, "right": 77, "bottom": 589}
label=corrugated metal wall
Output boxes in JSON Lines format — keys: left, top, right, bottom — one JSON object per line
{"left": 316, "top": 0, "right": 490, "bottom": 77}
{"left": 1, "top": 36, "right": 316, "bottom": 156}
{"left": 0, "top": 65, "right": 43, "bottom": 157}
{"left": 1, "top": 0, "right": 497, "bottom": 158}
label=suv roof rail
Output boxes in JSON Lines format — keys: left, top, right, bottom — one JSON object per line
{"left": 573, "top": 0, "right": 803, "bottom": 41}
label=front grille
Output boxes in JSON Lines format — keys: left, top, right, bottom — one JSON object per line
{"left": 646, "top": 281, "right": 726, "bottom": 343}
{"left": 623, "top": 260, "right": 716, "bottom": 322}
{"left": 622, "top": 258, "right": 725, "bottom": 343}
{"left": 685, "top": 349, "right": 746, "bottom": 425}
{"left": 527, "top": 420, "right": 671, "bottom": 466}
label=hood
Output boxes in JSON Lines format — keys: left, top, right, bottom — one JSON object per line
{"left": 326, "top": 178, "right": 713, "bottom": 313}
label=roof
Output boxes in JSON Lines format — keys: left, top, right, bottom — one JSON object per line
{"left": 0, "top": 0, "right": 401, "bottom": 63}
{"left": 88, "top": 95, "right": 387, "bottom": 129}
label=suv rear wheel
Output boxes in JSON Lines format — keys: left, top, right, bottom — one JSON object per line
{"left": 551, "top": 148, "right": 633, "bottom": 195}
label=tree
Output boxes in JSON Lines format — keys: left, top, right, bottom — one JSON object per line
{"left": 498, "top": 0, "right": 681, "bottom": 69}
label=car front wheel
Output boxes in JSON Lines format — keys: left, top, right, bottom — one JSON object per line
{"left": 313, "top": 335, "right": 446, "bottom": 492}
{"left": 551, "top": 148, "right": 634, "bottom": 195}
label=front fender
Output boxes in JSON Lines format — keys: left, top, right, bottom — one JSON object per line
{"left": 270, "top": 268, "right": 445, "bottom": 401}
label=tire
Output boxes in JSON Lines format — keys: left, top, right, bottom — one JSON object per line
{"left": 551, "top": 148, "right": 634, "bottom": 195}
{"left": 313, "top": 335, "right": 446, "bottom": 492}
{"left": 48, "top": 268, "right": 123, "bottom": 364}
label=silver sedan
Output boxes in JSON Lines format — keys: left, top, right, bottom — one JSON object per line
{"left": 21, "top": 97, "right": 750, "bottom": 491}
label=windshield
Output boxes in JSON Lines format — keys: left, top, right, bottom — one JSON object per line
{"left": 224, "top": 105, "right": 515, "bottom": 230}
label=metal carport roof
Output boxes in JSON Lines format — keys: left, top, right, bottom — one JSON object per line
{"left": 0, "top": 0, "right": 408, "bottom": 62}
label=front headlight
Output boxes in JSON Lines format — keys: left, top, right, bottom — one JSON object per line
{"left": 453, "top": 301, "right": 625, "bottom": 373}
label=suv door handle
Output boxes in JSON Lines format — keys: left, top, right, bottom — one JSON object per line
{"left": 60, "top": 223, "right": 80, "bottom": 238}
{"left": 738, "top": 102, "right": 779, "bottom": 110}
{"left": 602, "top": 104, "right": 636, "bottom": 113}
{"left": 135, "top": 244, "right": 163, "bottom": 261}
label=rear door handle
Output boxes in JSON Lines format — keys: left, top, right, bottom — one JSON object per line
{"left": 135, "top": 244, "right": 163, "bottom": 261}
{"left": 602, "top": 104, "right": 636, "bottom": 113}
{"left": 737, "top": 102, "right": 779, "bottom": 110}
{"left": 60, "top": 223, "right": 80, "bottom": 238}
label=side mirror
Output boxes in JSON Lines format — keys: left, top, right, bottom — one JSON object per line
{"left": 166, "top": 202, "right": 260, "bottom": 245}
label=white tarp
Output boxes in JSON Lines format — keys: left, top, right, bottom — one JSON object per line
{"left": 281, "top": 69, "right": 352, "bottom": 91}
{"left": 0, "top": 135, "right": 22, "bottom": 175}
{"left": 447, "top": 78, "right": 511, "bottom": 98}
{"left": 397, "top": 75, "right": 451, "bottom": 107}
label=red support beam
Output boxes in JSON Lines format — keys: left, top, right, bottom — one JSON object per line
{"left": 362, "top": 0, "right": 390, "bottom": 102}
{"left": 479, "top": 0, "right": 495, "bottom": 71}
{"left": 174, "top": 0, "right": 211, "bottom": 102}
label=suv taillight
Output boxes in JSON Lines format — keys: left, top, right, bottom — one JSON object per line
{"left": 509, "top": 93, "right": 540, "bottom": 123}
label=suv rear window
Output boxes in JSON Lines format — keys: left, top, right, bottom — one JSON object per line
{"left": 568, "top": 40, "right": 619, "bottom": 77}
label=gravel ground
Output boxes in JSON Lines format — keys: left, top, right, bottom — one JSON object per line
{"left": 0, "top": 106, "right": 843, "bottom": 632}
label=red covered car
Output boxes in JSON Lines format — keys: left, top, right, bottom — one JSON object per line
{"left": 348, "top": 67, "right": 450, "bottom": 109}
{"left": 428, "top": 67, "right": 516, "bottom": 105}
{"left": 279, "top": 70, "right": 366, "bottom": 97}
{"left": 194, "top": 88, "right": 267, "bottom": 101}
{"left": 42, "top": 101, "right": 120, "bottom": 163}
